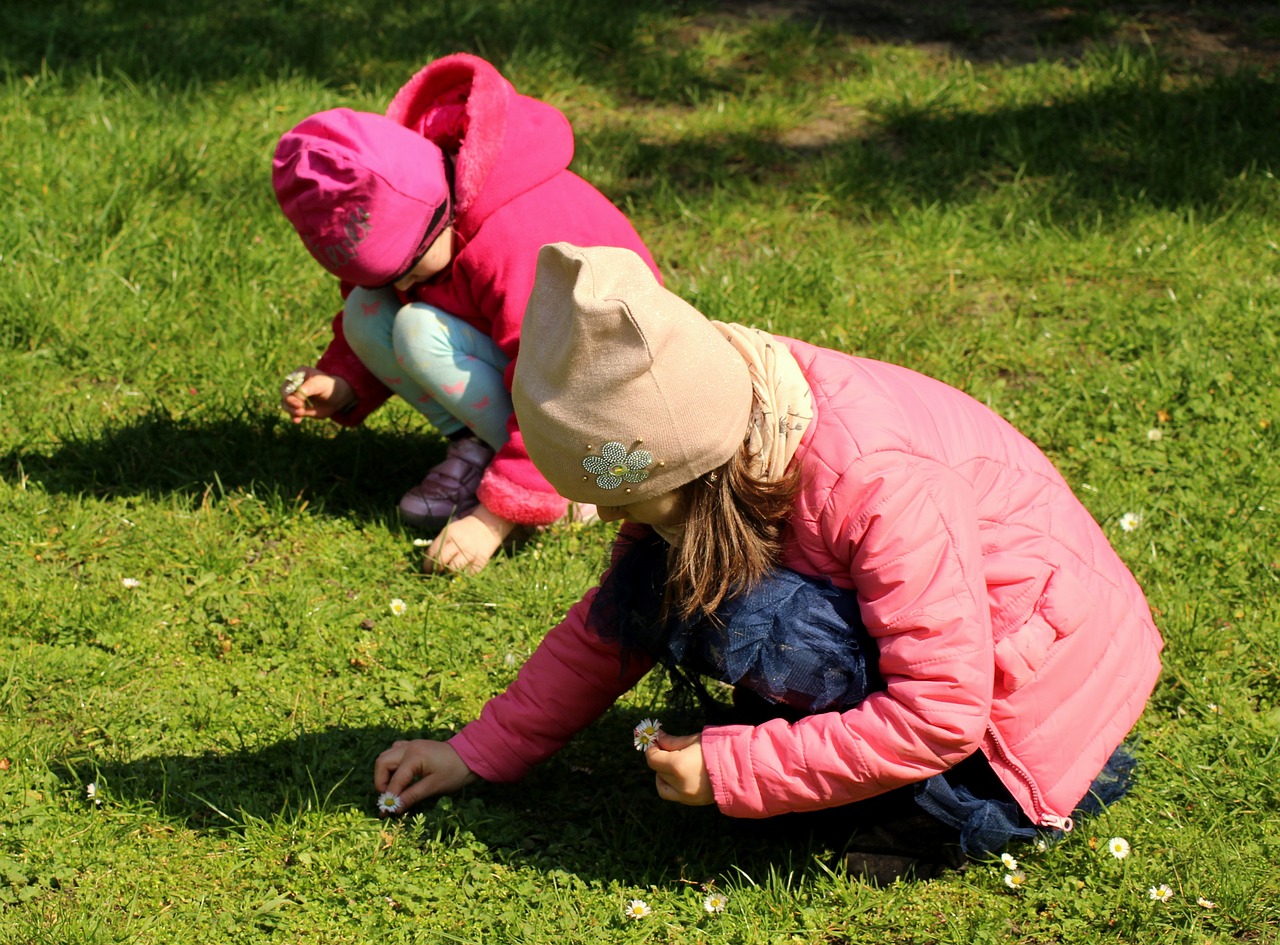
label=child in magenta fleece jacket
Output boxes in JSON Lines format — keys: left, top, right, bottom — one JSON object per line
{"left": 272, "top": 54, "right": 658, "bottom": 573}
{"left": 373, "top": 244, "right": 1164, "bottom": 860}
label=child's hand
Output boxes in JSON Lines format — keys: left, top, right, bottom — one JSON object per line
{"left": 374, "top": 739, "right": 478, "bottom": 810}
{"left": 280, "top": 367, "right": 355, "bottom": 423}
{"left": 423, "top": 504, "right": 518, "bottom": 574}
{"left": 645, "top": 731, "right": 715, "bottom": 806}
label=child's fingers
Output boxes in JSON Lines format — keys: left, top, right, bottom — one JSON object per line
{"left": 644, "top": 733, "right": 714, "bottom": 805}
{"left": 651, "top": 730, "right": 699, "bottom": 753}
{"left": 373, "top": 740, "right": 413, "bottom": 792}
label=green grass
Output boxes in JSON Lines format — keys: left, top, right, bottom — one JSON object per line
{"left": 2, "top": 1, "right": 1278, "bottom": 941}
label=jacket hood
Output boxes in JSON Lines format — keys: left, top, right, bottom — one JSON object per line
{"left": 386, "top": 53, "right": 575, "bottom": 229}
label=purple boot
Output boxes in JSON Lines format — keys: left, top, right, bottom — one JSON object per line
{"left": 398, "top": 436, "right": 495, "bottom": 529}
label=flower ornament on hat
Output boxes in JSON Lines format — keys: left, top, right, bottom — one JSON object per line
{"left": 513, "top": 243, "right": 753, "bottom": 505}
{"left": 272, "top": 108, "right": 452, "bottom": 287}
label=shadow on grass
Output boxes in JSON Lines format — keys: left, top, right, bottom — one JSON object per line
{"left": 4, "top": 2, "right": 1275, "bottom": 242}
{"left": 53, "top": 710, "right": 937, "bottom": 886}
{"left": 0, "top": 407, "right": 438, "bottom": 523}
{"left": 604, "top": 69, "right": 1280, "bottom": 225}
{"left": 3, "top": 0, "right": 678, "bottom": 89}
{"left": 6, "top": 0, "right": 1277, "bottom": 87}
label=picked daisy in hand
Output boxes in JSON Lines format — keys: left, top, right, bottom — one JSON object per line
{"left": 703, "top": 891, "right": 729, "bottom": 913}
{"left": 633, "top": 718, "right": 662, "bottom": 751}
{"left": 282, "top": 370, "right": 307, "bottom": 396}
{"left": 376, "top": 791, "right": 404, "bottom": 817}
{"left": 624, "top": 899, "right": 651, "bottom": 920}
{"left": 1107, "top": 837, "right": 1131, "bottom": 859}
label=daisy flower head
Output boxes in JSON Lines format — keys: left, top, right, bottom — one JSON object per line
{"left": 1000, "top": 852, "right": 1019, "bottom": 870}
{"left": 624, "top": 899, "right": 652, "bottom": 920}
{"left": 633, "top": 718, "right": 662, "bottom": 751}
{"left": 1149, "top": 883, "right": 1174, "bottom": 902}
{"left": 390, "top": 598, "right": 407, "bottom": 617}
{"left": 121, "top": 577, "right": 140, "bottom": 589}
{"left": 1003, "top": 870, "right": 1027, "bottom": 890}
{"left": 1107, "top": 837, "right": 1131, "bottom": 860}
{"left": 376, "top": 792, "right": 404, "bottom": 817}
{"left": 86, "top": 782, "right": 101, "bottom": 806}
{"left": 1119, "top": 512, "right": 1142, "bottom": 533}
{"left": 1146, "top": 428, "right": 1163, "bottom": 442}
{"left": 704, "top": 891, "right": 729, "bottom": 913}
{"left": 1196, "top": 896, "right": 1215, "bottom": 909}
{"left": 282, "top": 370, "right": 307, "bottom": 396}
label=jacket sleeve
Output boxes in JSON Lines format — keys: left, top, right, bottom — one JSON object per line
{"left": 448, "top": 527, "right": 655, "bottom": 780}
{"left": 701, "top": 451, "right": 995, "bottom": 818}
{"left": 314, "top": 302, "right": 394, "bottom": 428}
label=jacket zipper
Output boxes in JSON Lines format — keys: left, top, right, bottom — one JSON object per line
{"left": 986, "top": 724, "right": 1075, "bottom": 833}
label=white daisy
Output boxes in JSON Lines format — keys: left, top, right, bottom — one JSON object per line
{"left": 1004, "top": 870, "right": 1027, "bottom": 890}
{"left": 624, "top": 899, "right": 651, "bottom": 919}
{"left": 1146, "top": 428, "right": 1163, "bottom": 441}
{"left": 390, "top": 598, "right": 407, "bottom": 617}
{"left": 121, "top": 578, "right": 140, "bottom": 589}
{"left": 86, "top": 782, "right": 101, "bottom": 806}
{"left": 376, "top": 792, "right": 403, "bottom": 816}
{"left": 1107, "top": 837, "right": 1131, "bottom": 859}
{"left": 1149, "top": 884, "right": 1173, "bottom": 902}
{"left": 1119, "top": 512, "right": 1142, "bottom": 533}
{"left": 1196, "top": 896, "right": 1215, "bottom": 909}
{"left": 282, "top": 370, "right": 307, "bottom": 396}
{"left": 1000, "top": 852, "right": 1018, "bottom": 870}
{"left": 633, "top": 718, "right": 662, "bottom": 751}
{"left": 704, "top": 891, "right": 729, "bottom": 913}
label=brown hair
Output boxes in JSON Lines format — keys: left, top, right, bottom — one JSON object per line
{"left": 664, "top": 442, "right": 801, "bottom": 624}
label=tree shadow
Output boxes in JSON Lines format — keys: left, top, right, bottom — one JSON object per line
{"left": 4, "top": 2, "right": 1274, "bottom": 241}
{"left": 713, "top": 0, "right": 1280, "bottom": 69}
{"left": 601, "top": 68, "right": 1280, "bottom": 225}
{"left": 0, "top": 406, "right": 440, "bottom": 522}
{"left": 2, "top": 0, "right": 677, "bottom": 88}
{"left": 7, "top": 1, "right": 1277, "bottom": 89}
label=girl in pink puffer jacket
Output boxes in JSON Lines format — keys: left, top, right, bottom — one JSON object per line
{"left": 373, "top": 243, "right": 1164, "bottom": 859}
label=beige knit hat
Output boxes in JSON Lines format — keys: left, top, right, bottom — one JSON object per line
{"left": 514, "top": 243, "right": 752, "bottom": 505}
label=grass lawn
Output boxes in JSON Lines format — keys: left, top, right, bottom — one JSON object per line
{"left": 1, "top": 1, "right": 1278, "bottom": 942}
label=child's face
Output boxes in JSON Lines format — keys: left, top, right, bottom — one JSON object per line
{"left": 596, "top": 490, "right": 686, "bottom": 529}
{"left": 392, "top": 227, "right": 454, "bottom": 292}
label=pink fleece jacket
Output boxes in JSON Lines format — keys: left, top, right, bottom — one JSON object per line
{"left": 448, "top": 338, "right": 1164, "bottom": 827}
{"left": 314, "top": 54, "right": 659, "bottom": 525}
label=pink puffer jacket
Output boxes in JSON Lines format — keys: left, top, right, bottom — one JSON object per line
{"left": 449, "top": 338, "right": 1164, "bottom": 827}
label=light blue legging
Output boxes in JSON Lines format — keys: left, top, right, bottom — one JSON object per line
{"left": 341, "top": 287, "right": 513, "bottom": 451}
